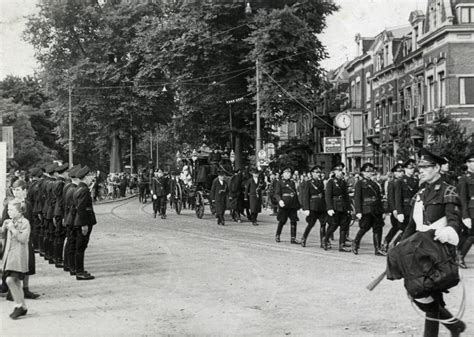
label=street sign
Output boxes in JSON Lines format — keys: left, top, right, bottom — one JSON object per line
{"left": 2, "top": 126, "right": 13, "bottom": 158}
{"left": 258, "top": 149, "right": 267, "bottom": 160}
{"left": 323, "top": 137, "right": 342, "bottom": 153}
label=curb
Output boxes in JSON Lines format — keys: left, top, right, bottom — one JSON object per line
{"left": 94, "top": 194, "right": 138, "bottom": 205}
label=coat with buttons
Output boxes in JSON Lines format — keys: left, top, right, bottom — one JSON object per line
{"left": 301, "top": 178, "right": 326, "bottom": 212}
{"left": 394, "top": 175, "right": 419, "bottom": 217}
{"left": 1, "top": 216, "right": 30, "bottom": 273}
{"left": 354, "top": 177, "right": 384, "bottom": 215}
{"left": 245, "top": 177, "right": 265, "bottom": 213}
{"left": 274, "top": 179, "right": 300, "bottom": 209}
{"left": 457, "top": 172, "right": 474, "bottom": 220}
{"left": 73, "top": 182, "right": 97, "bottom": 228}
{"left": 210, "top": 177, "right": 229, "bottom": 214}
{"left": 325, "top": 178, "right": 350, "bottom": 212}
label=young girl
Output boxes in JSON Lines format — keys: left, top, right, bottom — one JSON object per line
{"left": 1, "top": 200, "right": 30, "bottom": 319}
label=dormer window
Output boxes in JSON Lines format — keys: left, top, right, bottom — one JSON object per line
{"left": 457, "top": 5, "right": 474, "bottom": 24}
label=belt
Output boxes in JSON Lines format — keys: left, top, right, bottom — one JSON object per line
{"left": 282, "top": 193, "right": 294, "bottom": 197}
{"left": 363, "top": 197, "right": 376, "bottom": 202}
{"left": 311, "top": 194, "right": 323, "bottom": 199}
{"left": 333, "top": 196, "right": 343, "bottom": 200}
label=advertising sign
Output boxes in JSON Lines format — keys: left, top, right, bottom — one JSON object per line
{"left": 323, "top": 137, "right": 342, "bottom": 153}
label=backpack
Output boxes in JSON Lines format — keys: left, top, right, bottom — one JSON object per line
{"left": 386, "top": 230, "right": 459, "bottom": 298}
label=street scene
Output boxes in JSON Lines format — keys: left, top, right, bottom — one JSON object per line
{"left": 1, "top": 0, "right": 474, "bottom": 336}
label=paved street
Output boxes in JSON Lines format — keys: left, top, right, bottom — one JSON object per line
{"left": 1, "top": 197, "right": 473, "bottom": 337}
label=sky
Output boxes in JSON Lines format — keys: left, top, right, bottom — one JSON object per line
{"left": 0, "top": 0, "right": 428, "bottom": 79}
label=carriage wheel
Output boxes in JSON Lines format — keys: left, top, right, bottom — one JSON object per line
{"left": 175, "top": 199, "right": 183, "bottom": 215}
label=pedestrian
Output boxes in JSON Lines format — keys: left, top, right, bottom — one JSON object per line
{"left": 323, "top": 162, "right": 352, "bottom": 251}
{"left": 150, "top": 169, "right": 169, "bottom": 219}
{"left": 72, "top": 166, "right": 96, "bottom": 280}
{"left": 299, "top": 165, "right": 328, "bottom": 248}
{"left": 63, "top": 164, "right": 81, "bottom": 275}
{"left": 457, "top": 151, "right": 474, "bottom": 269}
{"left": 1, "top": 200, "right": 30, "bottom": 319}
{"left": 352, "top": 162, "right": 386, "bottom": 256}
{"left": 244, "top": 168, "right": 265, "bottom": 226}
{"left": 210, "top": 170, "right": 229, "bottom": 226}
{"left": 274, "top": 167, "right": 300, "bottom": 244}
{"left": 267, "top": 172, "right": 278, "bottom": 216}
{"left": 382, "top": 163, "right": 405, "bottom": 251}
{"left": 229, "top": 169, "right": 243, "bottom": 223}
{"left": 391, "top": 148, "right": 466, "bottom": 336}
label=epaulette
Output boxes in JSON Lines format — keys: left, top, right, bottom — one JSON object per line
{"left": 443, "top": 184, "right": 460, "bottom": 205}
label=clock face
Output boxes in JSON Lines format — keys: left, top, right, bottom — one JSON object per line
{"left": 336, "top": 113, "right": 351, "bottom": 130}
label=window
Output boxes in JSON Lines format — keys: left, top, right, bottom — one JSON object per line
{"left": 353, "top": 116, "right": 362, "bottom": 144}
{"left": 427, "top": 76, "right": 435, "bottom": 111}
{"left": 438, "top": 72, "right": 446, "bottom": 107}
{"left": 366, "top": 72, "right": 371, "bottom": 100}
{"left": 387, "top": 98, "right": 393, "bottom": 125}
{"left": 460, "top": 77, "right": 474, "bottom": 104}
{"left": 351, "top": 81, "right": 356, "bottom": 108}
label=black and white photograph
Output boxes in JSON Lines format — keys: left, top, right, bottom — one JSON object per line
{"left": 0, "top": 0, "right": 473, "bottom": 336}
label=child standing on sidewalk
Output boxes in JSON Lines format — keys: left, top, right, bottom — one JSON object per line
{"left": 1, "top": 200, "right": 31, "bottom": 319}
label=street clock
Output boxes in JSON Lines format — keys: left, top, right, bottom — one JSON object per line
{"left": 335, "top": 112, "right": 351, "bottom": 130}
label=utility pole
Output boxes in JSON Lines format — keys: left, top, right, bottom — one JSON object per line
{"left": 229, "top": 104, "right": 233, "bottom": 150}
{"left": 130, "top": 114, "right": 133, "bottom": 174}
{"left": 68, "top": 82, "right": 73, "bottom": 167}
{"left": 150, "top": 131, "right": 153, "bottom": 165}
{"left": 255, "top": 57, "right": 261, "bottom": 167}
{"left": 155, "top": 130, "right": 159, "bottom": 169}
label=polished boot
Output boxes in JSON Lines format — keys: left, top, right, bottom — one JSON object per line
{"left": 291, "top": 237, "right": 300, "bottom": 244}
{"left": 290, "top": 224, "right": 300, "bottom": 244}
{"left": 458, "top": 256, "right": 467, "bottom": 269}
{"left": 351, "top": 241, "right": 359, "bottom": 255}
{"left": 319, "top": 225, "right": 326, "bottom": 249}
{"left": 275, "top": 234, "right": 281, "bottom": 243}
{"left": 374, "top": 233, "right": 387, "bottom": 256}
{"left": 339, "top": 231, "right": 350, "bottom": 252}
{"left": 300, "top": 236, "right": 307, "bottom": 247}
{"left": 423, "top": 312, "right": 440, "bottom": 337}
{"left": 439, "top": 306, "right": 466, "bottom": 337}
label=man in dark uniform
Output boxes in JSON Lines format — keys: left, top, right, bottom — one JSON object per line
{"left": 244, "top": 168, "right": 265, "bottom": 226}
{"left": 210, "top": 170, "right": 229, "bottom": 226}
{"left": 382, "top": 162, "right": 405, "bottom": 251}
{"left": 27, "top": 167, "right": 42, "bottom": 252}
{"left": 34, "top": 166, "right": 48, "bottom": 257}
{"left": 398, "top": 148, "right": 465, "bottom": 336}
{"left": 274, "top": 167, "right": 300, "bottom": 244}
{"left": 52, "top": 163, "right": 69, "bottom": 268}
{"left": 64, "top": 165, "right": 81, "bottom": 274}
{"left": 299, "top": 165, "right": 327, "bottom": 248}
{"left": 457, "top": 151, "right": 474, "bottom": 269}
{"left": 72, "top": 166, "right": 97, "bottom": 280}
{"left": 323, "top": 162, "right": 351, "bottom": 251}
{"left": 43, "top": 162, "right": 58, "bottom": 262}
{"left": 352, "top": 162, "right": 386, "bottom": 256}
{"left": 150, "top": 169, "right": 170, "bottom": 219}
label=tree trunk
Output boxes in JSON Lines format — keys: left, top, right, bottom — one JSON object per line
{"left": 109, "top": 129, "right": 122, "bottom": 173}
{"left": 235, "top": 132, "right": 243, "bottom": 170}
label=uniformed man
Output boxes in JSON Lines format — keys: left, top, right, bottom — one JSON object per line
{"left": 352, "top": 162, "right": 386, "bottom": 256}
{"left": 457, "top": 151, "right": 474, "bottom": 269}
{"left": 43, "top": 162, "right": 58, "bottom": 262}
{"left": 64, "top": 165, "right": 81, "bottom": 275}
{"left": 72, "top": 166, "right": 97, "bottom": 280}
{"left": 26, "top": 167, "right": 42, "bottom": 252}
{"left": 274, "top": 167, "right": 300, "bottom": 244}
{"left": 150, "top": 168, "right": 170, "bottom": 219}
{"left": 399, "top": 148, "right": 465, "bottom": 336}
{"left": 323, "top": 163, "right": 351, "bottom": 251}
{"left": 210, "top": 170, "right": 229, "bottom": 226}
{"left": 300, "top": 165, "right": 327, "bottom": 248}
{"left": 244, "top": 168, "right": 265, "bottom": 226}
{"left": 382, "top": 162, "right": 405, "bottom": 251}
{"left": 52, "top": 163, "right": 69, "bottom": 268}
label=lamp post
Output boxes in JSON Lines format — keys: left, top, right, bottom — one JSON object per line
{"left": 191, "top": 149, "right": 198, "bottom": 182}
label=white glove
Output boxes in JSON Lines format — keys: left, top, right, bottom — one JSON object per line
{"left": 462, "top": 218, "right": 472, "bottom": 229}
{"left": 278, "top": 200, "right": 285, "bottom": 208}
{"left": 167, "top": 194, "right": 171, "bottom": 199}
{"left": 150, "top": 190, "right": 153, "bottom": 195}
{"left": 434, "top": 227, "right": 459, "bottom": 246}
{"left": 327, "top": 209, "right": 335, "bottom": 216}
{"left": 392, "top": 210, "right": 398, "bottom": 217}
{"left": 303, "top": 210, "right": 310, "bottom": 216}
{"left": 153, "top": 194, "right": 157, "bottom": 200}
{"left": 356, "top": 213, "right": 362, "bottom": 220}
{"left": 396, "top": 214, "right": 405, "bottom": 223}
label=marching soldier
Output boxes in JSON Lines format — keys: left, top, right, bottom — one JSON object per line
{"left": 210, "top": 170, "right": 229, "bottom": 226}
{"left": 274, "top": 167, "right": 300, "bottom": 244}
{"left": 299, "top": 165, "right": 327, "bottom": 248}
{"left": 457, "top": 151, "right": 474, "bottom": 269}
{"left": 72, "top": 166, "right": 97, "bottom": 280}
{"left": 64, "top": 165, "right": 81, "bottom": 275}
{"left": 323, "top": 163, "right": 351, "bottom": 251}
{"left": 382, "top": 162, "right": 405, "bottom": 251}
{"left": 150, "top": 169, "right": 169, "bottom": 219}
{"left": 52, "top": 163, "right": 69, "bottom": 268}
{"left": 352, "top": 162, "right": 386, "bottom": 256}
{"left": 399, "top": 149, "right": 466, "bottom": 336}
{"left": 244, "top": 168, "right": 265, "bottom": 226}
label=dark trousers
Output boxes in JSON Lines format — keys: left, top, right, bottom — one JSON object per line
{"left": 32, "top": 212, "right": 40, "bottom": 251}
{"left": 152, "top": 196, "right": 167, "bottom": 215}
{"left": 38, "top": 215, "right": 46, "bottom": 254}
{"left": 249, "top": 211, "right": 259, "bottom": 223}
{"left": 384, "top": 214, "right": 400, "bottom": 245}
{"left": 73, "top": 225, "right": 93, "bottom": 274}
{"left": 64, "top": 226, "right": 73, "bottom": 269}
{"left": 54, "top": 218, "right": 66, "bottom": 262}
{"left": 231, "top": 209, "right": 241, "bottom": 221}
{"left": 459, "top": 224, "right": 474, "bottom": 257}
{"left": 276, "top": 208, "right": 298, "bottom": 238}
{"left": 43, "top": 218, "right": 55, "bottom": 259}
{"left": 302, "top": 211, "right": 326, "bottom": 239}
{"left": 325, "top": 211, "right": 351, "bottom": 245}
{"left": 354, "top": 213, "right": 384, "bottom": 250}
{"left": 67, "top": 226, "right": 77, "bottom": 272}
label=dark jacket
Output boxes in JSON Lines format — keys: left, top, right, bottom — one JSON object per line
{"left": 228, "top": 172, "right": 243, "bottom": 210}
{"left": 245, "top": 177, "right": 265, "bottom": 213}
{"left": 457, "top": 171, "right": 474, "bottom": 219}
{"left": 53, "top": 177, "right": 66, "bottom": 219}
{"left": 274, "top": 179, "right": 300, "bottom": 209}
{"left": 325, "top": 178, "right": 350, "bottom": 212}
{"left": 354, "top": 177, "right": 384, "bottom": 215}
{"left": 210, "top": 177, "right": 228, "bottom": 214}
{"left": 301, "top": 178, "right": 326, "bottom": 212}
{"left": 73, "top": 182, "right": 97, "bottom": 228}
{"left": 63, "top": 182, "right": 77, "bottom": 227}
{"left": 393, "top": 175, "right": 419, "bottom": 217}
{"left": 150, "top": 176, "right": 169, "bottom": 197}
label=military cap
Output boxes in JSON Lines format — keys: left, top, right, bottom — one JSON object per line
{"left": 55, "top": 163, "right": 69, "bottom": 173}
{"left": 76, "top": 166, "right": 91, "bottom": 179}
{"left": 45, "top": 163, "right": 59, "bottom": 174}
{"left": 390, "top": 163, "right": 404, "bottom": 173}
{"left": 68, "top": 165, "right": 82, "bottom": 178}
{"left": 417, "top": 148, "right": 447, "bottom": 167}
{"left": 280, "top": 167, "right": 292, "bottom": 175}
{"left": 360, "top": 162, "right": 375, "bottom": 172}
{"left": 403, "top": 159, "right": 416, "bottom": 168}
{"left": 29, "top": 167, "right": 42, "bottom": 177}
{"left": 332, "top": 162, "right": 345, "bottom": 170}
{"left": 310, "top": 165, "right": 323, "bottom": 172}
{"left": 464, "top": 151, "right": 474, "bottom": 162}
